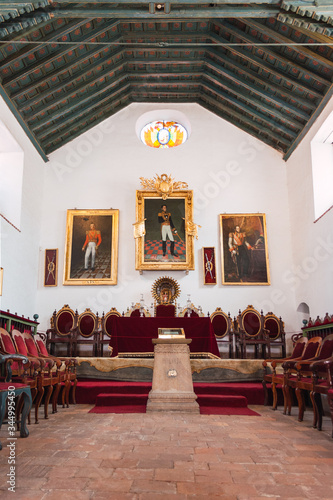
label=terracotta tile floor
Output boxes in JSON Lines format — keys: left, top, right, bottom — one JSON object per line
{"left": 1, "top": 404, "right": 333, "bottom": 499}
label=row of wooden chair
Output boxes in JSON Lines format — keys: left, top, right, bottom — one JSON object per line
{"left": 0, "top": 327, "right": 77, "bottom": 424}
{"left": 262, "top": 334, "right": 333, "bottom": 437}
{"left": 46, "top": 304, "right": 285, "bottom": 359}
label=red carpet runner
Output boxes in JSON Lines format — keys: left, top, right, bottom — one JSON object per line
{"left": 76, "top": 380, "right": 263, "bottom": 416}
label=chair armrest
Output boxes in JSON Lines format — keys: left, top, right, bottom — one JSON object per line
{"left": 310, "top": 356, "right": 333, "bottom": 373}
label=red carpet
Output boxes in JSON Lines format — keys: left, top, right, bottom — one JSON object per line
{"left": 76, "top": 380, "right": 262, "bottom": 416}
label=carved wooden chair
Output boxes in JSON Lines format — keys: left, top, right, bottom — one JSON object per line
{"left": 125, "top": 303, "right": 151, "bottom": 317}
{"left": 289, "top": 334, "right": 333, "bottom": 425}
{"left": 34, "top": 333, "right": 77, "bottom": 407}
{"left": 234, "top": 305, "right": 270, "bottom": 359}
{"left": 210, "top": 308, "right": 234, "bottom": 358}
{"left": 11, "top": 329, "right": 60, "bottom": 420}
{"left": 264, "top": 312, "right": 286, "bottom": 358}
{"left": 262, "top": 336, "right": 308, "bottom": 409}
{"left": 155, "top": 304, "right": 176, "bottom": 317}
{"left": 46, "top": 305, "right": 78, "bottom": 356}
{"left": 310, "top": 356, "right": 333, "bottom": 437}
{"left": 73, "top": 308, "right": 99, "bottom": 357}
{"left": 282, "top": 336, "right": 323, "bottom": 416}
{"left": 0, "top": 354, "right": 32, "bottom": 449}
{"left": 99, "top": 308, "right": 121, "bottom": 356}
{"left": 178, "top": 304, "right": 204, "bottom": 318}
{"left": 0, "top": 327, "right": 40, "bottom": 423}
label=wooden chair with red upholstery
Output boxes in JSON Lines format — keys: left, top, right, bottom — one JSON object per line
{"left": 264, "top": 312, "right": 286, "bottom": 358}
{"left": 290, "top": 334, "right": 333, "bottom": 425}
{"left": 99, "top": 308, "right": 121, "bottom": 357}
{"left": 282, "top": 336, "right": 323, "bottom": 417}
{"left": 234, "top": 305, "right": 270, "bottom": 359}
{"left": 262, "top": 336, "right": 308, "bottom": 409}
{"left": 0, "top": 327, "right": 41, "bottom": 423}
{"left": 11, "top": 328, "right": 60, "bottom": 421}
{"left": 0, "top": 353, "right": 33, "bottom": 449}
{"left": 34, "top": 333, "right": 77, "bottom": 407}
{"left": 178, "top": 303, "right": 204, "bottom": 318}
{"left": 310, "top": 356, "right": 333, "bottom": 437}
{"left": 155, "top": 304, "right": 176, "bottom": 317}
{"left": 73, "top": 308, "right": 99, "bottom": 357}
{"left": 125, "top": 303, "right": 151, "bottom": 317}
{"left": 46, "top": 305, "right": 78, "bottom": 356}
{"left": 210, "top": 308, "right": 234, "bottom": 358}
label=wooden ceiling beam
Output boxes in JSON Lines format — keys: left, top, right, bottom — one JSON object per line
{"left": 217, "top": 20, "right": 331, "bottom": 86}
{"left": 201, "top": 81, "right": 298, "bottom": 139}
{"left": 48, "top": 6, "right": 281, "bottom": 19}
{"left": 209, "top": 31, "right": 324, "bottom": 98}
{"left": 2, "top": 19, "right": 120, "bottom": 85}
{"left": 245, "top": 18, "right": 333, "bottom": 70}
{"left": 0, "top": 18, "right": 92, "bottom": 69}
{"left": 199, "top": 93, "right": 290, "bottom": 148}
{"left": 199, "top": 98, "right": 287, "bottom": 152}
{"left": 202, "top": 63, "right": 305, "bottom": 129}
{"left": 206, "top": 47, "right": 315, "bottom": 115}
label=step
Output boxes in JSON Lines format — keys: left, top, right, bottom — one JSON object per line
{"left": 95, "top": 392, "right": 148, "bottom": 406}
{"left": 196, "top": 394, "right": 248, "bottom": 408}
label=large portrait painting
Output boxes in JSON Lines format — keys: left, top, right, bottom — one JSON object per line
{"left": 64, "top": 209, "right": 119, "bottom": 286}
{"left": 220, "top": 213, "right": 270, "bottom": 285}
{"left": 135, "top": 175, "right": 195, "bottom": 271}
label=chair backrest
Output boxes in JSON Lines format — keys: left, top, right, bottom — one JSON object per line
{"left": 125, "top": 303, "right": 151, "bottom": 317}
{"left": 264, "top": 312, "right": 285, "bottom": 340}
{"left": 237, "top": 305, "right": 263, "bottom": 338}
{"left": 53, "top": 305, "right": 77, "bottom": 336}
{"left": 155, "top": 304, "right": 176, "bottom": 318}
{"left": 35, "top": 337, "right": 49, "bottom": 357}
{"left": 210, "top": 308, "right": 232, "bottom": 339}
{"left": 0, "top": 328, "right": 24, "bottom": 374}
{"left": 300, "top": 336, "right": 322, "bottom": 360}
{"left": 316, "top": 334, "right": 333, "bottom": 360}
{"left": 102, "top": 308, "right": 121, "bottom": 337}
{"left": 12, "top": 329, "right": 40, "bottom": 358}
{"left": 77, "top": 308, "right": 98, "bottom": 338}
{"left": 290, "top": 337, "right": 308, "bottom": 358}
{"left": 178, "top": 304, "right": 203, "bottom": 318}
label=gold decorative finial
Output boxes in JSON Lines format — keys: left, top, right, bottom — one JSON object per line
{"left": 139, "top": 173, "right": 188, "bottom": 200}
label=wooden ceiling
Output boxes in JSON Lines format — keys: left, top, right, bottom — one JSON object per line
{"left": 0, "top": 1, "right": 332, "bottom": 161}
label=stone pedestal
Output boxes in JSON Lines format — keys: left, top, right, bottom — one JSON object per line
{"left": 146, "top": 338, "right": 199, "bottom": 413}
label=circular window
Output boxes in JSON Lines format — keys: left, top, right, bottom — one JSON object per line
{"left": 140, "top": 120, "right": 188, "bottom": 149}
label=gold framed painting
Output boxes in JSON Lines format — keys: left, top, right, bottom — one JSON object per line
{"left": 220, "top": 213, "right": 270, "bottom": 285}
{"left": 135, "top": 190, "right": 195, "bottom": 271}
{"left": 63, "top": 209, "right": 119, "bottom": 286}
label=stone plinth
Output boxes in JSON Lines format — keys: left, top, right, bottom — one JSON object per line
{"left": 146, "top": 338, "right": 199, "bottom": 413}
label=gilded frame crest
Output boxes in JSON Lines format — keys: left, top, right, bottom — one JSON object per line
{"left": 134, "top": 174, "right": 195, "bottom": 271}
{"left": 220, "top": 213, "right": 270, "bottom": 285}
{"left": 64, "top": 209, "right": 119, "bottom": 286}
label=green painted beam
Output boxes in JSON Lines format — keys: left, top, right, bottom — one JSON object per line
{"left": 2, "top": 19, "right": 120, "bottom": 86}
{"left": 201, "top": 66, "right": 305, "bottom": 129}
{"left": 209, "top": 30, "right": 324, "bottom": 98}
{"left": 200, "top": 80, "right": 298, "bottom": 139}
{"left": 0, "top": 82, "right": 48, "bottom": 161}
{"left": 206, "top": 47, "right": 315, "bottom": 114}
{"left": 51, "top": 0, "right": 281, "bottom": 4}
{"left": 283, "top": 83, "right": 333, "bottom": 160}
{"left": 218, "top": 20, "right": 332, "bottom": 86}
{"left": 246, "top": 18, "right": 333, "bottom": 70}
{"left": 48, "top": 6, "right": 281, "bottom": 19}
{"left": 199, "top": 94, "right": 289, "bottom": 150}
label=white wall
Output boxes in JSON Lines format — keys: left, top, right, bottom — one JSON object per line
{"left": 34, "top": 103, "right": 298, "bottom": 341}
{"left": 0, "top": 96, "right": 45, "bottom": 317}
{"left": 286, "top": 97, "right": 333, "bottom": 320}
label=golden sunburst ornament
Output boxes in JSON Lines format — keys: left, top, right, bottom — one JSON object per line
{"left": 152, "top": 276, "right": 181, "bottom": 305}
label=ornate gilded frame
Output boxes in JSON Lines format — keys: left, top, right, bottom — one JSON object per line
{"left": 220, "top": 213, "right": 270, "bottom": 285}
{"left": 64, "top": 209, "right": 119, "bottom": 286}
{"left": 134, "top": 175, "right": 196, "bottom": 271}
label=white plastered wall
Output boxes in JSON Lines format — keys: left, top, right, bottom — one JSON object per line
{"left": 0, "top": 95, "right": 45, "bottom": 316}
{"left": 285, "top": 96, "right": 333, "bottom": 321}
{"left": 31, "top": 102, "right": 298, "bottom": 348}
